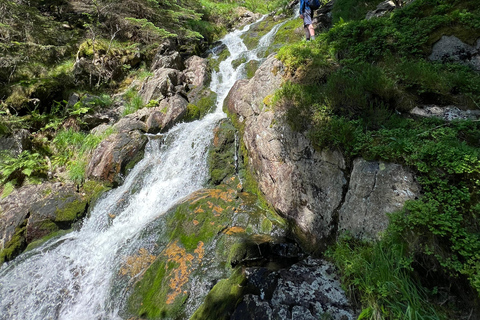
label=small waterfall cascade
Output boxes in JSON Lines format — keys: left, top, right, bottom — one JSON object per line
{"left": 0, "top": 11, "right": 293, "bottom": 320}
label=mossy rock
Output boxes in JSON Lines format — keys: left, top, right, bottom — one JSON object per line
{"left": 190, "top": 267, "right": 246, "bottom": 320}
{"left": 126, "top": 184, "right": 286, "bottom": 319}
{"left": 208, "top": 120, "right": 237, "bottom": 186}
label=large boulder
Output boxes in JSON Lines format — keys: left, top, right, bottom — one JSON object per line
{"left": 429, "top": 35, "right": 480, "bottom": 71}
{"left": 338, "top": 159, "right": 420, "bottom": 239}
{"left": 86, "top": 130, "right": 147, "bottom": 184}
{"left": 151, "top": 51, "right": 184, "bottom": 71}
{"left": 146, "top": 94, "right": 189, "bottom": 133}
{"left": 226, "top": 55, "right": 346, "bottom": 247}
{"left": 0, "top": 182, "right": 94, "bottom": 264}
{"left": 182, "top": 56, "right": 210, "bottom": 87}
{"left": 139, "top": 68, "right": 181, "bottom": 104}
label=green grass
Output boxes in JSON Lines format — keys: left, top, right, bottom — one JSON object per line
{"left": 328, "top": 235, "right": 445, "bottom": 319}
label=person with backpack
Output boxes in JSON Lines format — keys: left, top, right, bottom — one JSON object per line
{"left": 299, "top": 0, "right": 320, "bottom": 41}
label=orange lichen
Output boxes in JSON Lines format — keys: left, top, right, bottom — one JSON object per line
{"left": 119, "top": 248, "right": 156, "bottom": 278}
{"left": 194, "top": 241, "right": 205, "bottom": 259}
{"left": 194, "top": 207, "right": 205, "bottom": 214}
{"left": 164, "top": 241, "right": 205, "bottom": 305}
{"left": 223, "top": 226, "right": 245, "bottom": 235}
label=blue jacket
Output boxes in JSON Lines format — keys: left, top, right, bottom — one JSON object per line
{"left": 299, "top": 0, "right": 309, "bottom": 14}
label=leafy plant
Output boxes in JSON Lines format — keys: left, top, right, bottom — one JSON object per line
{"left": 0, "top": 151, "right": 48, "bottom": 185}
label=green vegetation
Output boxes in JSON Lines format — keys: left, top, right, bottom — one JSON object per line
{"left": 275, "top": 0, "right": 480, "bottom": 317}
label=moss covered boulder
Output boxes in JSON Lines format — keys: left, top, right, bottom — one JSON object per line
{"left": 124, "top": 183, "right": 288, "bottom": 319}
{"left": 0, "top": 180, "right": 109, "bottom": 264}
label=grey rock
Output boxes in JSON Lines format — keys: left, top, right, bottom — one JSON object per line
{"left": 226, "top": 55, "right": 346, "bottom": 246}
{"left": 366, "top": 0, "right": 396, "bottom": 20}
{"left": 151, "top": 51, "right": 184, "bottom": 71}
{"left": 0, "top": 182, "right": 82, "bottom": 253}
{"left": 0, "top": 129, "right": 31, "bottom": 157}
{"left": 183, "top": 56, "right": 210, "bottom": 87}
{"left": 410, "top": 105, "right": 480, "bottom": 121}
{"left": 146, "top": 94, "right": 188, "bottom": 133}
{"left": 429, "top": 35, "right": 480, "bottom": 71}
{"left": 233, "top": 258, "right": 355, "bottom": 320}
{"left": 139, "top": 68, "right": 181, "bottom": 104}
{"left": 86, "top": 130, "right": 147, "bottom": 184}
{"left": 338, "top": 158, "right": 420, "bottom": 239}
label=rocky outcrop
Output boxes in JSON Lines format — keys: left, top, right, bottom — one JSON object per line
{"left": 183, "top": 56, "right": 210, "bottom": 87}
{"left": 139, "top": 68, "right": 181, "bottom": 104}
{"left": 227, "top": 54, "right": 421, "bottom": 246}
{"left": 338, "top": 159, "right": 420, "bottom": 239}
{"left": 86, "top": 130, "right": 147, "bottom": 184}
{"left": 226, "top": 55, "right": 346, "bottom": 247}
{"left": 429, "top": 35, "right": 480, "bottom": 71}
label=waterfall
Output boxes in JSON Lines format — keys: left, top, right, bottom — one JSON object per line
{"left": 0, "top": 12, "right": 292, "bottom": 320}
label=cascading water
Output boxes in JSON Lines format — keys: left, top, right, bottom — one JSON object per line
{"left": 0, "top": 12, "right": 294, "bottom": 320}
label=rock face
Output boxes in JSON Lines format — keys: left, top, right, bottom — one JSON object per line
{"left": 0, "top": 182, "right": 87, "bottom": 263}
{"left": 338, "top": 159, "right": 420, "bottom": 239}
{"left": 429, "top": 35, "right": 480, "bottom": 71}
{"left": 227, "top": 54, "right": 421, "bottom": 246}
{"left": 232, "top": 258, "right": 355, "bottom": 320}
{"left": 86, "top": 130, "right": 147, "bottom": 184}
{"left": 226, "top": 55, "right": 346, "bottom": 247}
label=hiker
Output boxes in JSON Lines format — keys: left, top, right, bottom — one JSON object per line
{"left": 299, "top": 0, "right": 316, "bottom": 41}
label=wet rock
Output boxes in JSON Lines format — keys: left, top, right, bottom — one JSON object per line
{"left": 139, "top": 68, "right": 181, "bottom": 104}
{"left": 366, "top": 0, "right": 396, "bottom": 20}
{"left": 86, "top": 130, "right": 147, "bottom": 184}
{"left": 429, "top": 36, "right": 480, "bottom": 71}
{"left": 410, "top": 105, "right": 480, "bottom": 121}
{"left": 0, "top": 182, "right": 89, "bottom": 263}
{"left": 0, "top": 129, "right": 31, "bottom": 157}
{"left": 338, "top": 159, "right": 420, "bottom": 239}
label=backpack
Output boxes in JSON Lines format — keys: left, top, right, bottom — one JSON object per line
{"left": 307, "top": 0, "right": 321, "bottom": 10}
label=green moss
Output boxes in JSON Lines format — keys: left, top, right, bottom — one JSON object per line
{"left": 25, "top": 228, "right": 70, "bottom": 252}
{"left": 54, "top": 198, "right": 87, "bottom": 223}
{"left": 190, "top": 267, "right": 246, "bottom": 320}
{"left": 261, "top": 217, "right": 273, "bottom": 233}
{"left": 208, "top": 120, "right": 237, "bottom": 185}
{"left": 0, "top": 224, "right": 27, "bottom": 265}
{"left": 209, "top": 47, "right": 231, "bottom": 72}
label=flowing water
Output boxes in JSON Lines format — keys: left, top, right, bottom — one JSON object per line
{"left": 0, "top": 13, "right": 294, "bottom": 320}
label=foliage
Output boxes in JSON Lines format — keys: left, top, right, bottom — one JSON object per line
{"left": 327, "top": 234, "right": 445, "bottom": 319}
{"left": 276, "top": 0, "right": 480, "bottom": 316}
{"left": 0, "top": 151, "right": 47, "bottom": 186}
{"left": 122, "top": 88, "right": 145, "bottom": 116}
{"left": 52, "top": 127, "right": 113, "bottom": 183}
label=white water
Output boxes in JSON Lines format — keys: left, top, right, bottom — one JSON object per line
{"left": 0, "top": 13, "right": 291, "bottom": 320}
